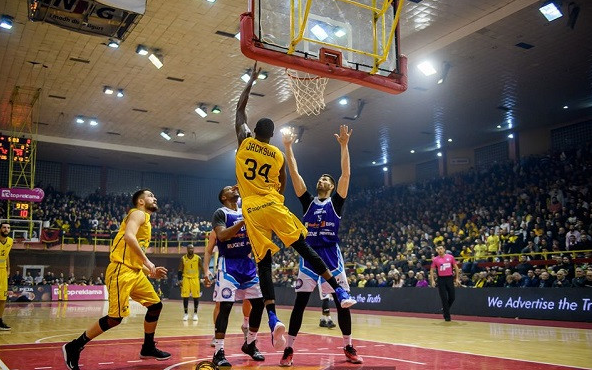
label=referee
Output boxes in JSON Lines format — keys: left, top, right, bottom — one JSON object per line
{"left": 429, "top": 243, "right": 460, "bottom": 321}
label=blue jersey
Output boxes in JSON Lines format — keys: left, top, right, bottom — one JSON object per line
{"left": 302, "top": 195, "right": 341, "bottom": 248}
{"left": 212, "top": 206, "right": 257, "bottom": 284}
{"left": 213, "top": 207, "right": 251, "bottom": 259}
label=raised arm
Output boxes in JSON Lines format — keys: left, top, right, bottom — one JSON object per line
{"left": 334, "top": 124, "right": 352, "bottom": 198}
{"left": 235, "top": 62, "right": 261, "bottom": 146}
{"left": 282, "top": 129, "right": 307, "bottom": 197}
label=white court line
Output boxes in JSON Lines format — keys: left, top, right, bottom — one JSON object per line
{"left": 0, "top": 359, "right": 10, "bottom": 370}
{"left": 34, "top": 367, "right": 52, "bottom": 370}
{"left": 318, "top": 347, "right": 328, "bottom": 350}
{"left": 35, "top": 333, "right": 80, "bottom": 343}
{"left": 98, "top": 362, "right": 114, "bottom": 365}
{"left": 162, "top": 352, "right": 425, "bottom": 369}
{"left": 127, "top": 360, "right": 142, "bottom": 363}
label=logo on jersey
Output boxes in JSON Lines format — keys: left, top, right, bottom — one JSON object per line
{"left": 221, "top": 287, "right": 232, "bottom": 299}
{"left": 295, "top": 278, "right": 303, "bottom": 289}
{"left": 213, "top": 289, "right": 218, "bottom": 299}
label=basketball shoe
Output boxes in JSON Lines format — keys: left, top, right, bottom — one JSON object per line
{"left": 62, "top": 341, "right": 84, "bottom": 370}
{"left": 213, "top": 349, "right": 231, "bottom": 368}
{"left": 344, "top": 345, "right": 363, "bottom": 363}
{"left": 241, "top": 340, "right": 265, "bottom": 361}
{"left": 140, "top": 343, "right": 171, "bottom": 360}
{"left": 268, "top": 311, "right": 286, "bottom": 349}
{"left": 279, "top": 346, "right": 294, "bottom": 367}
{"left": 334, "top": 287, "right": 356, "bottom": 308}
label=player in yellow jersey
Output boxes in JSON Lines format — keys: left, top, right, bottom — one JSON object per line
{"left": 178, "top": 244, "right": 204, "bottom": 321}
{"left": 63, "top": 189, "right": 170, "bottom": 370}
{"left": 0, "top": 222, "right": 13, "bottom": 331}
{"left": 234, "top": 63, "right": 356, "bottom": 349}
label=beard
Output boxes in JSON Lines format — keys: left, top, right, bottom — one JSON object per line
{"left": 146, "top": 203, "right": 159, "bottom": 212}
{"left": 0, "top": 231, "right": 8, "bottom": 238}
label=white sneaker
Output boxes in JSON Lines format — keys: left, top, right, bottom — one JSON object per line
{"left": 183, "top": 313, "right": 188, "bottom": 321}
{"left": 192, "top": 313, "right": 198, "bottom": 321}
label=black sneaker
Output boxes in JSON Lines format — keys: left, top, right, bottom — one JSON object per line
{"left": 140, "top": 343, "right": 171, "bottom": 361}
{"left": 279, "top": 346, "right": 293, "bottom": 367}
{"left": 319, "top": 319, "right": 327, "bottom": 327}
{"left": 241, "top": 340, "right": 265, "bottom": 361}
{"left": 0, "top": 320, "right": 10, "bottom": 331}
{"left": 213, "top": 349, "right": 232, "bottom": 368}
{"left": 326, "top": 319, "right": 336, "bottom": 329}
{"left": 62, "top": 341, "right": 84, "bottom": 370}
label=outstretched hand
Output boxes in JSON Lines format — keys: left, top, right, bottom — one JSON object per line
{"left": 281, "top": 127, "right": 296, "bottom": 147}
{"left": 249, "top": 61, "right": 261, "bottom": 84}
{"left": 334, "top": 124, "right": 352, "bottom": 146}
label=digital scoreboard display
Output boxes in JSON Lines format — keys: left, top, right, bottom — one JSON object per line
{"left": 12, "top": 202, "right": 30, "bottom": 218}
{"left": 0, "top": 136, "right": 32, "bottom": 162}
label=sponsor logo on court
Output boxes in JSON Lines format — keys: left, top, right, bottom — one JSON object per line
{"left": 195, "top": 360, "right": 216, "bottom": 370}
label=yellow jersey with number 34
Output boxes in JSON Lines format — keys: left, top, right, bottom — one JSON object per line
{"left": 236, "top": 136, "right": 284, "bottom": 198}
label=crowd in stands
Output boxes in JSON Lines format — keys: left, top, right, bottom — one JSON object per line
{"left": 5, "top": 144, "right": 592, "bottom": 290}
{"left": 271, "top": 144, "right": 592, "bottom": 288}
{"left": 31, "top": 189, "right": 212, "bottom": 242}
{"left": 9, "top": 270, "right": 105, "bottom": 286}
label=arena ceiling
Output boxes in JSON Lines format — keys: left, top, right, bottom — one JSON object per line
{"left": 0, "top": 0, "right": 591, "bottom": 180}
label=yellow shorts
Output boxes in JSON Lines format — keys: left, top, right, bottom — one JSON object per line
{"left": 242, "top": 193, "right": 307, "bottom": 262}
{"left": 0, "top": 269, "right": 7, "bottom": 300}
{"left": 106, "top": 262, "right": 160, "bottom": 318}
{"left": 181, "top": 277, "right": 200, "bottom": 298}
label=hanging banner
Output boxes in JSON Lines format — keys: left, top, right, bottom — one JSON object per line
{"left": 28, "top": 0, "right": 145, "bottom": 41}
{"left": 0, "top": 187, "right": 45, "bottom": 202}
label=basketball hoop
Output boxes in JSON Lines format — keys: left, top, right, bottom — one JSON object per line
{"left": 286, "top": 69, "right": 328, "bottom": 116}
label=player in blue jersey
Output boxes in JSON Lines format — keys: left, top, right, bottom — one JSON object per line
{"left": 203, "top": 185, "right": 266, "bottom": 368}
{"left": 279, "top": 125, "right": 362, "bottom": 366}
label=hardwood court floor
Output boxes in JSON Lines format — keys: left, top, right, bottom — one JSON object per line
{"left": 0, "top": 301, "right": 591, "bottom": 370}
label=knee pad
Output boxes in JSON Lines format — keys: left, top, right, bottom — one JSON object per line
{"left": 98, "top": 316, "right": 122, "bottom": 332}
{"left": 145, "top": 301, "right": 163, "bottom": 323}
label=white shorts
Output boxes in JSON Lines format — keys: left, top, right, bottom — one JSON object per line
{"left": 295, "top": 251, "right": 350, "bottom": 295}
{"left": 213, "top": 257, "right": 262, "bottom": 302}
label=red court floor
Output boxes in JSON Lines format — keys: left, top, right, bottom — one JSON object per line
{"left": 0, "top": 333, "right": 587, "bottom": 370}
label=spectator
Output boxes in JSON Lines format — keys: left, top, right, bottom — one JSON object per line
{"left": 538, "top": 271, "right": 553, "bottom": 287}
{"left": 514, "top": 255, "right": 531, "bottom": 276}
{"left": 415, "top": 272, "right": 428, "bottom": 287}
{"left": 552, "top": 269, "right": 571, "bottom": 288}
{"left": 523, "top": 270, "right": 539, "bottom": 287}
{"left": 403, "top": 271, "right": 417, "bottom": 288}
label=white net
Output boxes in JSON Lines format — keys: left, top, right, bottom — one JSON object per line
{"left": 286, "top": 69, "right": 328, "bottom": 116}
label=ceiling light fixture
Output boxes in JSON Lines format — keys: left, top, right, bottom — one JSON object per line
{"left": 437, "top": 62, "right": 451, "bottom": 84}
{"left": 89, "top": 118, "right": 98, "bottom": 126}
{"left": 176, "top": 129, "right": 185, "bottom": 137}
{"left": 447, "top": 138, "right": 452, "bottom": 142}
{"left": 116, "top": 89, "right": 124, "bottom": 98}
{"left": 234, "top": 32, "right": 241, "bottom": 40}
{"left": 257, "top": 72, "right": 268, "bottom": 80}
{"left": 279, "top": 127, "right": 293, "bottom": 136}
{"left": 334, "top": 27, "right": 346, "bottom": 38}
{"left": 0, "top": 15, "right": 13, "bottom": 30}
{"left": 410, "top": 150, "right": 415, "bottom": 154}
{"left": 103, "top": 86, "right": 114, "bottom": 95}
{"left": 338, "top": 98, "right": 348, "bottom": 105}
{"left": 107, "top": 39, "right": 120, "bottom": 48}
{"left": 136, "top": 44, "right": 149, "bottom": 55}
{"left": 310, "top": 24, "right": 329, "bottom": 41}
{"left": 195, "top": 105, "right": 207, "bottom": 118}
{"left": 75, "top": 116, "right": 85, "bottom": 124}
{"left": 437, "top": 152, "right": 442, "bottom": 157}
{"left": 160, "top": 129, "right": 171, "bottom": 141}
{"left": 206, "top": 0, "right": 216, "bottom": 2}
{"left": 211, "top": 106, "right": 221, "bottom": 114}
{"left": 417, "top": 61, "right": 437, "bottom": 76}
{"left": 563, "top": 105, "right": 568, "bottom": 109}
{"left": 508, "top": 133, "right": 514, "bottom": 139}
{"left": 497, "top": 124, "right": 502, "bottom": 129}
{"left": 372, "top": 161, "right": 376, "bottom": 164}
{"left": 148, "top": 52, "right": 164, "bottom": 69}
{"left": 539, "top": 0, "right": 563, "bottom": 21}
{"left": 382, "top": 167, "right": 388, "bottom": 172}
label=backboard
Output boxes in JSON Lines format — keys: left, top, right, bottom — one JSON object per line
{"left": 240, "top": 0, "right": 407, "bottom": 94}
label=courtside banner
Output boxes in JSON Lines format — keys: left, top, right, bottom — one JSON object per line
{"left": 8, "top": 285, "right": 52, "bottom": 302}
{"left": 51, "top": 285, "right": 108, "bottom": 301}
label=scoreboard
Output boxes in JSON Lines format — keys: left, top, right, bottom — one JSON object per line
{"left": 12, "top": 202, "right": 30, "bottom": 218}
{"left": 0, "top": 136, "right": 32, "bottom": 162}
